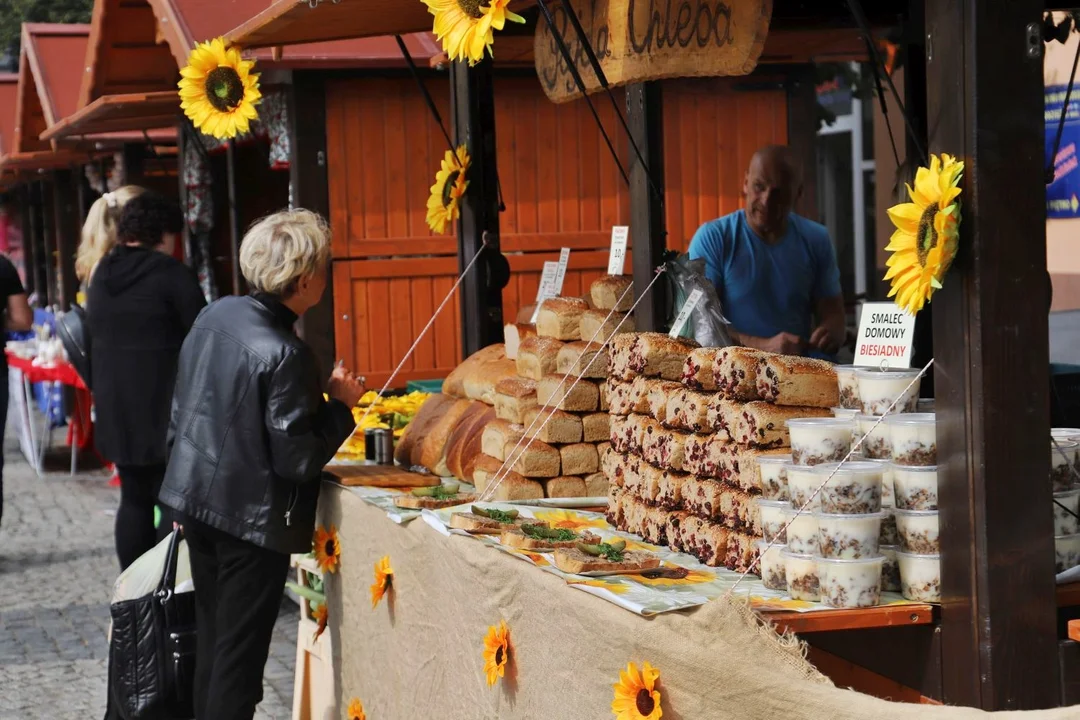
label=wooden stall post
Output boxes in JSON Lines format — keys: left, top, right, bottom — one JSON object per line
{"left": 51, "top": 169, "right": 79, "bottom": 310}
{"left": 39, "top": 179, "right": 58, "bottom": 308}
{"left": 451, "top": 59, "right": 505, "bottom": 356}
{"left": 925, "top": 0, "right": 1059, "bottom": 709}
{"left": 289, "top": 72, "right": 336, "bottom": 379}
{"left": 18, "top": 185, "right": 36, "bottom": 299}
{"left": 785, "top": 65, "right": 819, "bottom": 220}
{"left": 626, "top": 81, "right": 667, "bottom": 332}
{"left": 225, "top": 140, "right": 243, "bottom": 296}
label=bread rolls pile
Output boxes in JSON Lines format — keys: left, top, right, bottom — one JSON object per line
{"left": 603, "top": 338, "right": 839, "bottom": 573}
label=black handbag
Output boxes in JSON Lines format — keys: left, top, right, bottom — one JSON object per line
{"left": 105, "top": 529, "right": 197, "bottom": 720}
{"left": 57, "top": 303, "right": 91, "bottom": 390}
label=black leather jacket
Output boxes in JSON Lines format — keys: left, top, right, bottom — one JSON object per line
{"left": 158, "top": 294, "right": 355, "bottom": 554}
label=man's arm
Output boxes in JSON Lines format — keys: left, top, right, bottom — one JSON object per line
{"left": 5, "top": 293, "right": 32, "bottom": 332}
{"left": 809, "top": 294, "right": 845, "bottom": 354}
{"left": 729, "top": 328, "right": 805, "bottom": 355}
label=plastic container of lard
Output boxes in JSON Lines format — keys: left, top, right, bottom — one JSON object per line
{"left": 757, "top": 541, "right": 787, "bottom": 591}
{"left": 785, "top": 464, "right": 823, "bottom": 511}
{"left": 813, "top": 461, "right": 884, "bottom": 514}
{"left": 1051, "top": 440, "right": 1079, "bottom": 492}
{"left": 831, "top": 407, "right": 859, "bottom": 421}
{"left": 814, "top": 511, "right": 884, "bottom": 559}
{"left": 755, "top": 498, "right": 790, "bottom": 543}
{"left": 885, "top": 413, "right": 937, "bottom": 466}
{"left": 854, "top": 414, "right": 891, "bottom": 460}
{"left": 781, "top": 506, "right": 819, "bottom": 555}
{"left": 896, "top": 551, "right": 941, "bottom": 602}
{"left": 891, "top": 465, "right": 939, "bottom": 511}
{"left": 786, "top": 418, "right": 854, "bottom": 466}
{"left": 1054, "top": 489, "right": 1080, "bottom": 537}
{"left": 780, "top": 550, "right": 820, "bottom": 601}
{"left": 816, "top": 555, "right": 885, "bottom": 608}
{"left": 879, "top": 507, "right": 899, "bottom": 546}
{"left": 756, "top": 454, "right": 791, "bottom": 501}
{"left": 861, "top": 458, "right": 894, "bottom": 507}
{"left": 880, "top": 545, "right": 901, "bottom": 592}
{"left": 855, "top": 367, "right": 922, "bottom": 415}
{"left": 894, "top": 508, "right": 940, "bottom": 554}
{"left": 834, "top": 365, "right": 866, "bottom": 410}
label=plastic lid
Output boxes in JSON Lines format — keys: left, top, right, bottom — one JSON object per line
{"left": 757, "top": 454, "right": 792, "bottom": 465}
{"left": 894, "top": 549, "right": 941, "bottom": 559}
{"left": 812, "top": 510, "right": 886, "bottom": 520}
{"left": 814, "top": 555, "right": 885, "bottom": 565}
{"left": 779, "top": 549, "right": 817, "bottom": 560}
{"left": 888, "top": 464, "right": 938, "bottom": 473}
{"left": 892, "top": 508, "right": 939, "bottom": 517}
{"left": 883, "top": 412, "right": 936, "bottom": 425}
{"left": 812, "top": 461, "right": 886, "bottom": 475}
{"left": 855, "top": 367, "right": 922, "bottom": 377}
{"left": 754, "top": 498, "right": 792, "bottom": 508}
{"left": 756, "top": 540, "right": 787, "bottom": 551}
{"left": 785, "top": 417, "right": 854, "bottom": 428}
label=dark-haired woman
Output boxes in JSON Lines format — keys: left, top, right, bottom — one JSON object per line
{"left": 88, "top": 190, "right": 206, "bottom": 569}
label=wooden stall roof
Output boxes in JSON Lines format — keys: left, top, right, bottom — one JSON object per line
{"left": 41, "top": 91, "right": 179, "bottom": 141}
{"left": 0, "top": 74, "right": 18, "bottom": 158}
{"left": 150, "top": 0, "right": 441, "bottom": 68}
{"left": 13, "top": 24, "right": 89, "bottom": 157}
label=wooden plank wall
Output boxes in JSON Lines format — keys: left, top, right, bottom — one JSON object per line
{"left": 325, "top": 75, "right": 787, "bottom": 387}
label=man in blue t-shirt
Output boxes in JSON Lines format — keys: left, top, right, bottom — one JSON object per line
{"left": 688, "top": 145, "right": 845, "bottom": 358}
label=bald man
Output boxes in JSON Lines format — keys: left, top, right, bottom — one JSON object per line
{"left": 688, "top": 145, "right": 845, "bottom": 358}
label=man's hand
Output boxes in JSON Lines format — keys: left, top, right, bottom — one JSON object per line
{"left": 764, "top": 331, "right": 805, "bottom": 356}
{"left": 328, "top": 366, "right": 366, "bottom": 408}
{"left": 809, "top": 324, "right": 842, "bottom": 355}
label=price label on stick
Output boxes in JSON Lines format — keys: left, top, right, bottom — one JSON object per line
{"left": 530, "top": 262, "right": 560, "bottom": 324}
{"left": 608, "top": 226, "right": 629, "bottom": 275}
{"left": 669, "top": 288, "right": 704, "bottom": 338}
{"left": 553, "top": 247, "right": 571, "bottom": 295}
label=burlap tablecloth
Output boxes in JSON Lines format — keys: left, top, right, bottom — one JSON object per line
{"left": 319, "top": 482, "right": 1075, "bottom": 719}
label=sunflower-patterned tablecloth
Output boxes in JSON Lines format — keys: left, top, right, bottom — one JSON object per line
{"left": 422, "top": 505, "right": 917, "bottom": 617}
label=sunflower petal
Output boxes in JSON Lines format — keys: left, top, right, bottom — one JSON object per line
{"left": 886, "top": 203, "right": 922, "bottom": 234}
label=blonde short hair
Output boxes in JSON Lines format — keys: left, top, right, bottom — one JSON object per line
{"left": 239, "top": 209, "right": 332, "bottom": 296}
{"left": 77, "top": 185, "right": 146, "bottom": 282}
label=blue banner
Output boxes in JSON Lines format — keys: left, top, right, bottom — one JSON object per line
{"left": 1046, "top": 83, "right": 1080, "bottom": 218}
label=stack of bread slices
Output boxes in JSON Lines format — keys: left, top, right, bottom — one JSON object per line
{"left": 474, "top": 275, "right": 636, "bottom": 501}
{"left": 603, "top": 340, "right": 839, "bottom": 573}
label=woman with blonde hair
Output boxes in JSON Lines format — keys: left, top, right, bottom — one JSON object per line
{"left": 160, "top": 209, "right": 364, "bottom": 719}
{"left": 76, "top": 185, "right": 145, "bottom": 286}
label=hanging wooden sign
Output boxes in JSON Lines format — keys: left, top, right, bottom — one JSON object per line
{"left": 535, "top": 0, "right": 771, "bottom": 103}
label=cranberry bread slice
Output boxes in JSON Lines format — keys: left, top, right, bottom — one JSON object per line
{"left": 756, "top": 355, "right": 839, "bottom": 408}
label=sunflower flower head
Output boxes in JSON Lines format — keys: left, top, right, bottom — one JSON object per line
{"left": 311, "top": 602, "right": 328, "bottom": 641}
{"left": 370, "top": 555, "right": 393, "bottom": 609}
{"left": 423, "top": 0, "right": 526, "bottom": 65}
{"left": 426, "top": 146, "right": 470, "bottom": 235}
{"left": 482, "top": 620, "right": 510, "bottom": 687}
{"left": 612, "top": 661, "right": 663, "bottom": 720}
{"left": 178, "top": 37, "right": 261, "bottom": 140}
{"left": 313, "top": 525, "right": 341, "bottom": 574}
{"left": 883, "top": 153, "right": 964, "bottom": 314}
{"left": 347, "top": 697, "right": 366, "bottom": 720}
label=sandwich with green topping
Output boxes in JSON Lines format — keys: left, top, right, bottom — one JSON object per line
{"left": 552, "top": 539, "right": 661, "bottom": 575}
{"left": 393, "top": 483, "right": 476, "bottom": 510}
{"left": 449, "top": 505, "right": 528, "bottom": 534}
{"left": 499, "top": 522, "right": 601, "bottom": 551}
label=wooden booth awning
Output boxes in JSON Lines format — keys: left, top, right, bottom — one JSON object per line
{"left": 0, "top": 73, "right": 18, "bottom": 158}
{"left": 41, "top": 91, "right": 179, "bottom": 141}
{"left": 15, "top": 24, "right": 90, "bottom": 155}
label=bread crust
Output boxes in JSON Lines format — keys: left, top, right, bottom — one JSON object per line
{"left": 756, "top": 355, "right": 839, "bottom": 408}
{"left": 393, "top": 493, "right": 478, "bottom": 510}
{"left": 443, "top": 344, "right": 506, "bottom": 398}
{"left": 556, "top": 341, "right": 610, "bottom": 379}
{"left": 522, "top": 406, "right": 583, "bottom": 444}
{"left": 590, "top": 275, "right": 634, "bottom": 312}
{"left": 681, "top": 347, "right": 725, "bottom": 391}
{"left": 537, "top": 374, "right": 599, "bottom": 412}
{"left": 536, "top": 297, "right": 589, "bottom": 340}
{"left": 560, "top": 443, "right": 599, "bottom": 476}
{"left": 728, "top": 401, "right": 832, "bottom": 448}
{"left": 553, "top": 547, "right": 660, "bottom": 575}
{"left": 715, "top": 346, "right": 773, "bottom": 400}
{"left": 580, "top": 309, "right": 635, "bottom": 344}
{"left": 481, "top": 419, "right": 524, "bottom": 461}
{"left": 544, "top": 475, "right": 588, "bottom": 498}
{"left": 516, "top": 336, "right": 565, "bottom": 380}
{"left": 500, "top": 524, "right": 599, "bottom": 550}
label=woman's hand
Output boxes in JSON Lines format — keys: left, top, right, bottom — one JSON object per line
{"left": 328, "top": 366, "right": 366, "bottom": 407}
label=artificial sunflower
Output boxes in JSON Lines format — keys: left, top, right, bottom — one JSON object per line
{"left": 612, "top": 661, "right": 663, "bottom": 720}
{"left": 423, "top": 0, "right": 526, "bottom": 65}
{"left": 883, "top": 153, "right": 964, "bottom": 314}
{"left": 628, "top": 565, "right": 716, "bottom": 588}
{"left": 313, "top": 525, "right": 341, "bottom": 574}
{"left": 370, "top": 555, "right": 393, "bottom": 609}
{"left": 482, "top": 620, "right": 510, "bottom": 687}
{"left": 178, "top": 37, "right": 261, "bottom": 140}
{"left": 347, "top": 698, "right": 366, "bottom": 720}
{"left": 311, "top": 602, "right": 328, "bottom": 641}
{"left": 426, "top": 146, "right": 470, "bottom": 235}
{"left": 533, "top": 509, "right": 608, "bottom": 532}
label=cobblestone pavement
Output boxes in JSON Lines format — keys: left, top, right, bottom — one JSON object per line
{"left": 0, "top": 439, "right": 298, "bottom": 719}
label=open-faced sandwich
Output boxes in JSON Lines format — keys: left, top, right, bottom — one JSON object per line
{"left": 393, "top": 483, "right": 476, "bottom": 510}
{"left": 500, "top": 522, "right": 601, "bottom": 551}
{"left": 449, "top": 505, "right": 529, "bottom": 534}
{"left": 553, "top": 539, "right": 662, "bottom": 575}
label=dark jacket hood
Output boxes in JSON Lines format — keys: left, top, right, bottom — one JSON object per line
{"left": 96, "top": 245, "right": 174, "bottom": 295}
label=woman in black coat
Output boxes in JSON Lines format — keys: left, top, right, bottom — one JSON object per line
{"left": 88, "top": 191, "right": 206, "bottom": 570}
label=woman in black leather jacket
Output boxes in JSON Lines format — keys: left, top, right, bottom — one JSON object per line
{"left": 159, "top": 209, "right": 364, "bottom": 720}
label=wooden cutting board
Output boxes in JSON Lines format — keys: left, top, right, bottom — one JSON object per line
{"left": 326, "top": 463, "right": 441, "bottom": 488}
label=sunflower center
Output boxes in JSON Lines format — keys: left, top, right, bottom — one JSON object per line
{"left": 636, "top": 688, "right": 655, "bottom": 716}
{"left": 455, "top": 0, "right": 489, "bottom": 18}
{"left": 916, "top": 202, "right": 939, "bottom": 268}
{"left": 325, "top": 540, "right": 336, "bottom": 557}
{"left": 442, "top": 170, "right": 462, "bottom": 207}
{"left": 205, "top": 66, "right": 245, "bottom": 112}
{"left": 495, "top": 645, "right": 505, "bottom": 665}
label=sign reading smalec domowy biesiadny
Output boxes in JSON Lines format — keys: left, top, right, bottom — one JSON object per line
{"left": 534, "top": 0, "right": 770, "bottom": 103}
{"left": 853, "top": 303, "right": 916, "bottom": 368}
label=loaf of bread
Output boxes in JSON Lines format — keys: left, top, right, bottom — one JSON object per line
{"left": 622, "top": 495, "right": 651, "bottom": 536}
{"left": 394, "top": 393, "right": 454, "bottom": 467}
{"left": 629, "top": 375, "right": 667, "bottom": 415}
{"left": 544, "top": 475, "right": 587, "bottom": 498}
{"left": 493, "top": 377, "right": 537, "bottom": 424}
{"left": 756, "top": 355, "right": 839, "bottom": 408}
{"left": 682, "top": 476, "right": 724, "bottom": 521}
{"left": 681, "top": 347, "right": 724, "bottom": 391}
{"left": 536, "top": 297, "right": 589, "bottom": 340}
{"left": 482, "top": 419, "right": 524, "bottom": 461}
{"left": 471, "top": 454, "right": 516, "bottom": 494}
{"left": 641, "top": 425, "right": 690, "bottom": 472}
{"left": 647, "top": 380, "right": 684, "bottom": 424}
{"left": 626, "top": 332, "right": 700, "bottom": 380}
{"left": 503, "top": 323, "right": 536, "bottom": 361}
{"left": 444, "top": 402, "right": 496, "bottom": 481}
{"left": 640, "top": 505, "right": 672, "bottom": 545}
{"left": 537, "top": 374, "right": 599, "bottom": 412}
{"left": 728, "top": 401, "right": 832, "bottom": 448}
{"left": 442, "top": 344, "right": 506, "bottom": 398}
{"left": 556, "top": 341, "right": 609, "bottom": 379}
{"left": 608, "top": 334, "right": 640, "bottom": 381}
{"left": 419, "top": 398, "right": 476, "bottom": 473}
{"left": 679, "top": 515, "right": 730, "bottom": 567}
{"left": 599, "top": 379, "right": 610, "bottom": 412}
{"left": 508, "top": 438, "right": 561, "bottom": 478}
{"left": 560, "top": 443, "right": 599, "bottom": 476}
{"left": 488, "top": 475, "right": 545, "bottom": 501}
{"left": 600, "top": 445, "right": 623, "bottom": 485}
{"left": 726, "top": 530, "right": 759, "bottom": 574}
{"left": 717, "top": 484, "right": 761, "bottom": 534}
{"left": 522, "top": 406, "right": 583, "bottom": 444}
{"left": 583, "top": 472, "right": 608, "bottom": 497}
{"left": 683, "top": 433, "right": 730, "bottom": 479}
{"left": 605, "top": 379, "right": 636, "bottom": 416}
{"left": 463, "top": 358, "right": 518, "bottom": 406}
{"left": 580, "top": 309, "right": 635, "bottom": 344}
{"left": 581, "top": 412, "right": 609, "bottom": 443}
{"left": 516, "top": 335, "right": 565, "bottom": 381}
{"left": 623, "top": 456, "right": 663, "bottom": 503}
{"left": 591, "top": 275, "right": 634, "bottom": 312}
{"left": 705, "top": 395, "right": 743, "bottom": 440}
{"left": 720, "top": 446, "right": 790, "bottom": 492}
{"left": 656, "top": 469, "right": 689, "bottom": 508}
{"left": 716, "top": 346, "right": 773, "bottom": 400}
{"left": 664, "top": 388, "right": 714, "bottom": 433}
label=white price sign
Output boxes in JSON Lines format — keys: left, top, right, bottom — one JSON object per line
{"left": 853, "top": 302, "right": 916, "bottom": 368}
{"left": 608, "top": 226, "right": 629, "bottom": 275}
{"left": 553, "top": 247, "right": 571, "bottom": 295}
{"left": 669, "top": 288, "right": 704, "bottom": 338}
{"left": 531, "top": 262, "right": 561, "bottom": 324}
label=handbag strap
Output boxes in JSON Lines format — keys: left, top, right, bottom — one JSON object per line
{"left": 155, "top": 527, "right": 184, "bottom": 601}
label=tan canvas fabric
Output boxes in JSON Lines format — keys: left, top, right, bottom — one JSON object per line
{"left": 319, "top": 483, "right": 1075, "bottom": 719}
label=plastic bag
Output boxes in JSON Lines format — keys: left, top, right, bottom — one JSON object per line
{"left": 112, "top": 531, "right": 192, "bottom": 604}
{"left": 665, "top": 254, "right": 734, "bottom": 348}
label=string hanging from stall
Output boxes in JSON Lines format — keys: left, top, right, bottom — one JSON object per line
{"left": 478, "top": 267, "right": 669, "bottom": 502}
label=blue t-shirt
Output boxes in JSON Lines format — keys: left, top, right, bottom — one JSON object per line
{"left": 688, "top": 210, "right": 841, "bottom": 343}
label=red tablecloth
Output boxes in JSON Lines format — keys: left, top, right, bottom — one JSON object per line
{"left": 5, "top": 350, "right": 93, "bottom": 450}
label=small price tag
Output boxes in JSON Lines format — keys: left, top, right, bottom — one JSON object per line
{"left": 553, "top": 247, "right": 571, "bottom": 295}
{"left": 531, "top": 261, "right": 560, "bottom": 324}
{"left": 669, "top": 288, "right": 704, "bottom": 338}
{"left": 608, "top": 226, "right": 629, "bottom": 275}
